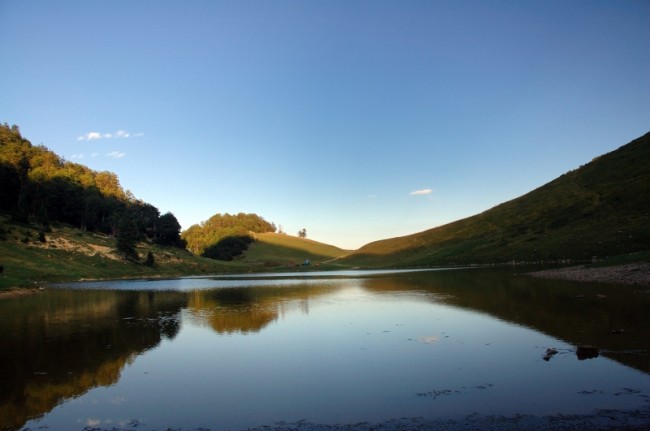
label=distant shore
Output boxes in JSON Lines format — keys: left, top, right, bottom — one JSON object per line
{"left": 529, "top": 262, "right": 650, "bottom": 286}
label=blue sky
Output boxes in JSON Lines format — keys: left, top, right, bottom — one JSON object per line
{"left": 1, "top": 1, "right": 648, "bottom": 249}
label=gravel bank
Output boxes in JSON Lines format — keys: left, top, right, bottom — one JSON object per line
{"left": 529, "top": 263, "right": 650, "bottom": 286}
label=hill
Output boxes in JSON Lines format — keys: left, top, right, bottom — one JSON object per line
{"left": 238, "top": 232, "right": 351, "bottom": 268}
{"left": 342, "top": 132, "right": 650, "bottom": 267}
{"left": 0, "top": 213, "right": 243, "bottom": 290}
{"left": 0, "top": 215, "right": 352, "bottom": 290}
{"left": 0, "top": 123, "right": 184, "bottom": 248}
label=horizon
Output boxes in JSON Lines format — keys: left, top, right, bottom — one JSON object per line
{"left": 1, "top": 1, "right": 648, "bottom": 249}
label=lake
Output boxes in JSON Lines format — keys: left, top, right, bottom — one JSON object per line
{"left": 1, "top": 268, "right": 650, "bottom": 430}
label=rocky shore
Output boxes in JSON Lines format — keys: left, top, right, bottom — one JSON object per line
{"left": 529, "top": 262, "right": 650, "bottom": 286}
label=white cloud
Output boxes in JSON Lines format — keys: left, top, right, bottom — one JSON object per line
{"left": 409, "top": 188, "right": 434, "bottom": 196}
{"left": 78, "top": 132, "right": 103, "bottom": 141}
{"left": 107, "top": 151, "right": 126, "bottom": 159}
{"left": 70, "top": 154, "right": 85, "bottom": 159}
{"left": 78, "top": 130, "right": 143, "bottom": 141}
{"left": 91, "top": 152, "right": 99, "bottom": 158}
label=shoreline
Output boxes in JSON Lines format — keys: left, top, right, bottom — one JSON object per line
{"left": 529, "top": 262, "right": 650, "bottom": 287}
{"left": 0, "top": 286, "right": 45, "bottom": 299}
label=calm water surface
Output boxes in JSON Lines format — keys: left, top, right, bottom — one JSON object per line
{"left": 1, "top": 268, "right": 650, "bottom": 430}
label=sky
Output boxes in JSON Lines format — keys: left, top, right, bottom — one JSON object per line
{"left": 1, "top": 1, "right": 649, "bottom": 250}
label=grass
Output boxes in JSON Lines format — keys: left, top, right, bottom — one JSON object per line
{"left": 237, "top": 232, "right": 352, "bottom": 268}
{"left": 343, "top": 131, "right": 650, "bottom": 268}
{"left": 0, "top": 215, "right": 243, "bottom": 290}
{"left": 0, "top": 218, "right": 355, "bottom": 290}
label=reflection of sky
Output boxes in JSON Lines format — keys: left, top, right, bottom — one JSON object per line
{"left": 47, "top": 268, "right": 458, "bottom": 291}
{"left": 50, "top": 276, "right": 346, "bottom": 291}
{"left": 27, "top": 275, "right": 650, "bottom": 430}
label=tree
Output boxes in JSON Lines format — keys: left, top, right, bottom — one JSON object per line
{"left": 181, "top": 212, "right": 275, "bottom": 256}
{"left": 134, "top": 202, "right": 160, "bottom": 239}
{"left": 298, "top": 228, "right": 307, "bottom": 239}
{"left": 116, "top": 213, "right": 139, "bottom": 261}
{"left": 156, "top": 212, "right": 183, "bottom": 246}
{"left": 144, "top": 250, "right": 155, "bottom": 267}
{"left": 12, "top": 156, "right": 30, "bottom": 222}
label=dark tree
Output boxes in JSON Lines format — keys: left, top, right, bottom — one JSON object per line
{"left": 134, "top": 202, "right": 160, "bottom": 239}
{"left": 144, "top": 250, "right": 155, "bottom": 267}
{"left": 35, "top": 202, "right": 50, "bottom": 232}
{"left": 0, "top": 161, "right": 20, "bottom": 212}
{"left": 116, "top": 213, "right": 139, "bottom": 261}
{"left": 12, "top": 156, "right": 30, "bottom": 223}
{"left": 156, "top": 212, "right": 183, "bottom": 246}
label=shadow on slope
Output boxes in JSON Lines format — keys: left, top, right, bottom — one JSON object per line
{"left": 240, "top": 233, "right": 352, "bottom": 268}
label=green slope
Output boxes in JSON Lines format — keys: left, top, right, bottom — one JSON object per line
{"left": 343, "top": 132, "right": 650, "bottom": 267}
{"left": 240, "top": 232, "right": 351, "bottom": 268}
{"left": 0, "top": 214, "right": 242, "bottom": 290}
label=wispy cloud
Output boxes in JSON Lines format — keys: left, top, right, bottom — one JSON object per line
{"left": 78, "top": 130, "right": 144, "bottom": 141}
{"left": 78, "top": 132, "right": 105, "bottom": 141}
{"left": 410, "top": 188, "right": 433, "bottom": 196}
{"left": 107, "top": 151, "right": 126, "bottom": 159}
{"left": 70, "top": 154, "right": 85, "bottom": 160}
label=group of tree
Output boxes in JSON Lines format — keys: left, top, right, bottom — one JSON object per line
{"left": 182, "top": 212, "right": 276, "bottom": 259}
{"left": 0, "top": 124, "right": 184, "bottom": 259}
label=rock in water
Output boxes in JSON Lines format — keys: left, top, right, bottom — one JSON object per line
{"left": 576, "top": 345, "right": 599, "bottom": 360}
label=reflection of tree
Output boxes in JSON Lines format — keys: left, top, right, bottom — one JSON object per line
{"left": 0, "top": 290, "right": 186, "bottom": 431}
{"left": 187, "top": 284, "right": 334, "bottom": 335}
{"left": 203, "top": 307, "right": 278, "bottom": 334}
{"left": 363, "top": 270, "right": 650, "bottom": 374}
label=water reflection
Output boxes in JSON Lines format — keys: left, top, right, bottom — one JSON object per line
{"left": 186, "top": 283, "right": 342, "bottom": 334}
{"left": 368, "top": 269, "right": 650, "bottom": 373}
{"left": 1, "top": 269, "right": 649, "bottom": 430}
{"left": 0, "top": 290, "right": 186, "bottom": 430}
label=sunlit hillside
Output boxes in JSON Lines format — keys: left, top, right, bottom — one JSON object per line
{"left": 343, "top": 132, "right": 650, "bottom": 267}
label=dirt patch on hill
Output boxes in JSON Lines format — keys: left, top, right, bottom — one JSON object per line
{"left": 30, "top": 235, "right": 122, "bottom": 261}
{"left": 529, "top": 263, "right": 650, "bottom": 286}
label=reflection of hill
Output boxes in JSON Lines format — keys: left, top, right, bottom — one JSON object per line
{"left": 363, "top": 270, "right": 650, "bottom": 374}
{"left": 0, "top": 290, "right": 186, "bottom": 431}
{"left": 187, "top": 283, "right": 339, "bottom": 334}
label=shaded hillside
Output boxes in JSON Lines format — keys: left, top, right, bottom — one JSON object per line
{"left": 343, "top": 132, "right": 650, "bottom": 267}
{"left": 240, "top": 232, "right": 351, "bottom": 267}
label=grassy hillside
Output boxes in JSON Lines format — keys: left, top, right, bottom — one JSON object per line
{"left": 0, "top": 213, "right": 243, "bottom": 290}
{"left": 239, "top": 232, "right": 351, "bottom": 268}
{"left": 343, "top": 132, "right": 650, "bottom": 267}
{"left": 0, "top": 216, "right": 353, "bottom": 290}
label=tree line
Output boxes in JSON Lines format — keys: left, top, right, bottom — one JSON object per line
{"left": 0, "top": 124, "right": 184, "bottom": 256}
